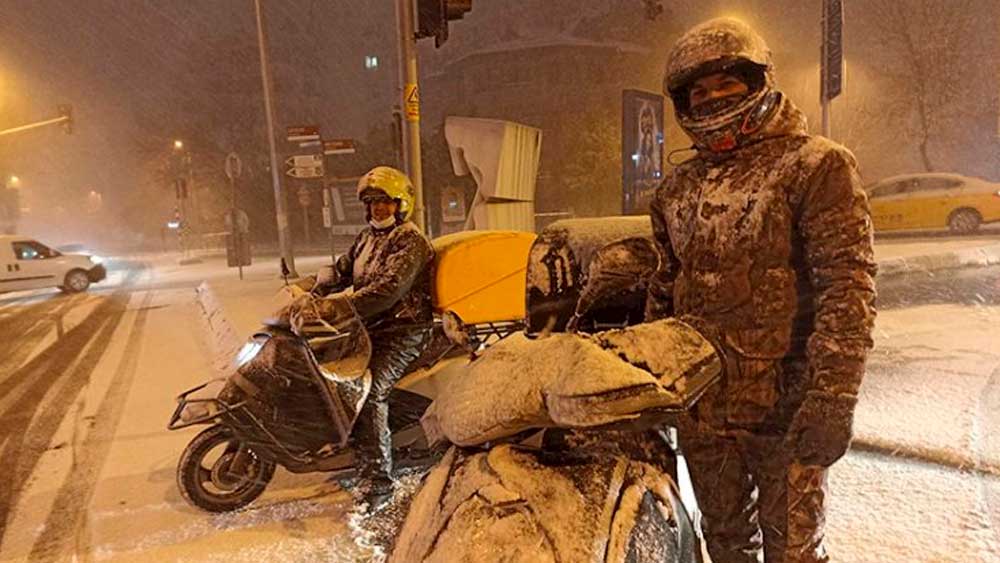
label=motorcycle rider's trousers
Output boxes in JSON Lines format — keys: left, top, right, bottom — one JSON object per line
{"left": 353, "top": 327, "right": 431, "bottom": 492}
{"left": 679, "top": 421, "right": 830, "bottom": 563}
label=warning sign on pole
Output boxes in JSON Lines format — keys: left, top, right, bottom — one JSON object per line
{"left": 404, "top": 83, "right": 420, "bottom": 122}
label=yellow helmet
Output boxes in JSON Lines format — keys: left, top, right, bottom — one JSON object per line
{"left": 356, "top": 166, "right": 415, "bottom": 221}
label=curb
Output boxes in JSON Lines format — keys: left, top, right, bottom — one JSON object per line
{"left": 851, "top": 360, "right": 1000, "bottom": 476}
{"left": 877, "top": 242, "right": 1000, "bottom": 279}
{"left": 194, "top": 281, "right": 243, "bottom": 378}
{"left": 849, "top": 437, "right": 1000, "bottom": 477}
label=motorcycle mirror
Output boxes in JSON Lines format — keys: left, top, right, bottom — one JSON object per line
{"left": 280, "top": 258, "right": 290, "bottom": 285}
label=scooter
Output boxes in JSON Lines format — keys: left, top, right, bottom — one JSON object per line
{"left": 167, "top": 295, "right": 458, "bottom": 513}
{"left": 391, "top": 218, "right": 718, "bottom": 562}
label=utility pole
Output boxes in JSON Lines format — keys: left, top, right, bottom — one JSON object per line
{"left": 254, "top": 0, "right": 297, "bottom": 276}
{"left": 395, "top": 0, "right": 426, "bottom": 233}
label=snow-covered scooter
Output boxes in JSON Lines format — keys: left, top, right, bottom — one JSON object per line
{"left": 389, "top": 218, "right": 719, "bottom": 562}
{"left": 167, "top": 294, "right": 458, "bottom": 513}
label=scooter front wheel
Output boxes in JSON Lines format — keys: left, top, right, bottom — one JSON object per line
{"left": 177, "top": 425, "right": 276, "bottom": 513}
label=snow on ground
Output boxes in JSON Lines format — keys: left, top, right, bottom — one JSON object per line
{"left": 827, "top": 450, "right": 1000, "bottom": 562}
{"left": 859, "top": 304, "right": 1000, "bottom": 471}
{"left": 873, "top": 234, "right": 1000, "bottom": 262}
{"left": 5, "top": 248, "right": 999, "bottom": 562}
{"left": 191, "top": 253, "right": 1000, "bottom": 562}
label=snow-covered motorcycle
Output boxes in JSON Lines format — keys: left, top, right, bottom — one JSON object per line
{"left": 390, "top": 218, "right": 719, "bottom": 562}
{"left": 167, "top": 294, "right": 460, "bottom": 513}
{"left": 167, "top": 231, "right": 538, "bottom": 513}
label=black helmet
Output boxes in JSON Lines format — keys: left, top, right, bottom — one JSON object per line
{"left": 664, "top": 18, "right": 781, "bottom": 152}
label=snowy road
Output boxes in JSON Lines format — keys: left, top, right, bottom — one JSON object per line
{"left": 0, "top": 255, "right": 998, "bottom": 562}
{"left": 0, "top": 257, "right": 366, "bottom": 562}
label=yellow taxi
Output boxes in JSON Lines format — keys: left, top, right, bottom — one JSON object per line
{"left": 865, "top": 173, "right": 1000, "bottom": 233}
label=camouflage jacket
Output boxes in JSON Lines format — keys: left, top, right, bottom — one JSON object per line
{"left": 335, "top": 221, "right": 434, "bottom": 329}
{"left": 646, "top": 96, "right": 877, "bottom": 431}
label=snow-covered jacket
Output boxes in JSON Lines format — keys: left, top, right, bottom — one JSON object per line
{"left": 646, "top": 95, "right": 877, "bottom": 430}
{"left": 335, "top": 221, "right": 434, "bottom": 328}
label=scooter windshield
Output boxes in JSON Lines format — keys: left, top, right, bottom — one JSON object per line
{"left": 307, "top": 314, "right": 372, "bottom": 382}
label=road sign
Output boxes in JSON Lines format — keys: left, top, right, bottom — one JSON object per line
{"left": 324, "top": 139, "right": 357, "bottom": 155}
{"left": 404, "top": 83, "right": 420, "bottom": 121}
{"left": 297, "top": 186, "right": 312, "bottom": 207}
{"left": 821, "top": 0, "right": 844, "bottom": 101}
{"left": 286, "top": 165, "right": 325, "bottom": 179}
{"left": 285, "top": 154, "right": 325, "bottom": 178}
{"left": 226, "top": 232, "right": 251, "bottom": 268}
{"left": 286, "top": 125, "right": 320, "bottom": 143}
{"left": 285, "top": 154, "right": 323, "bottom": 168}
{"left": 224, "top": 152, "right": 243, "bottom": 180}
{"left": 225, "top": 208, "right": 250, "bottom": 233}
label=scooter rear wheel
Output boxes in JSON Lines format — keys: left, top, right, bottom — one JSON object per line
{"left": 177, "top": 425, "right": 276, "bottom": 513}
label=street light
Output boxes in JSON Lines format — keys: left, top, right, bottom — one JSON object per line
{"left": 87, "top": 190, "right": 103, "bottom": 213}
{"left": 7, "top": 175, "right": 20, "bottom": 188}
{"left": 173, "top": 139, "right": 184, "bottom": 150}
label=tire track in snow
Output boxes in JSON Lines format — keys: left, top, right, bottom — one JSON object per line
{"left": 0, "top": 264, "right": 145, "bottom": 554}
{"left": 26, "top": 290, "right": 153, "bottom": 562}
{"left": 0, "top": 294, "right": 84, "bottom": 382}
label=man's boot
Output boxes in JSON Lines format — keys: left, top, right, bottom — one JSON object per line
{"left": 353, "top": 399, "right": 394, "bottom": 513}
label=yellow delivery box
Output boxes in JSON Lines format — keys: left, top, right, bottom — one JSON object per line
{"left": 431, "top": 230, "right": 537, "bottom": 324}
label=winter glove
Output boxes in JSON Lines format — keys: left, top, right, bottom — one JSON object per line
{"left": 785, "top": 391, "right": 858, "bottom": 467}
{"left": 314, "top": 265, "right": 340, "bottom": 292}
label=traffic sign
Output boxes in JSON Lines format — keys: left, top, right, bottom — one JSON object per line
{"left": 286, "top": 165, "right": 324, "bottom": 179}
{"left": 224, "top": 152, "right": 243, "bottom": 180}
{"left": 225, "top": 208, "right": 250, "bottom": 233}
{"left": 405, "top": 83, "right": 420, "bottom": 121}
{"left": 286, "top": 125, "right": 320, "bottom": 143}
{"left": 297, "top": 186, "right": 312, "bottom": 207}
{"left": 822, "top": 0, "right": 844, "bottom": 101}
{"left": 285, "top": 154, "right": 323, "bottom": 168}
{"left": 324, "top": 139, "right": 357, "bottom": 155}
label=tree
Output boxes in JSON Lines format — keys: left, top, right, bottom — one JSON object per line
{"left": 551, "top": 107, "right": 621, "bottom": 217}
{"left": 862, "top": 0, "right": 993, "bottom": 172}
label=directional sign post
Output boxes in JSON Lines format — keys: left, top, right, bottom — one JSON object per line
{"left": 285, "top": 154, "right": 325, "bottom": 179}
{"left": 323, "top": 139, "right": 357, "bottom": 155}
{"left": 286, "top": 125, "right": 320, "bottom": 143}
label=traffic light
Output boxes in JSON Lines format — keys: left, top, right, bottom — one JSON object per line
{"left": 416, "top": 0, "right": 472, "bottom": 47}
{"left": 57, "top": 105, "right": 74, "bottom": 135}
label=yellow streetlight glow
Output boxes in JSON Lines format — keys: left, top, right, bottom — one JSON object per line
{"left": 173, "top": 139, "right": 184, "bottom": 150}
{"left": 9, "top": 175, "right": 20, "bottom": 187}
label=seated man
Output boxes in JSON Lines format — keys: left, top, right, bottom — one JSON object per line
{"left": 290, "top": 166, "right": 434, "bottom": 511}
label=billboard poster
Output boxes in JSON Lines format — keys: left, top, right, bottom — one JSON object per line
{"left": 622, "top": 89, "right": 665, "bottom": 215}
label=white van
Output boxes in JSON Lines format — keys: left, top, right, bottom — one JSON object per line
{"left": 0, "top": 235, "right": 107, "bottom": 293}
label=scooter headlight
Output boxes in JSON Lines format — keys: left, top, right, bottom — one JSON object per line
{"left": 234, "top": 338, "right": 266, "bottom": 368}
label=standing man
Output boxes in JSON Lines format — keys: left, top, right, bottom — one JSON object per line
{"left": 290, "top": 166, "right": 434, "bottom": 512}
{"left": 646, "top": 18, "right": 876, "bottom": 563}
